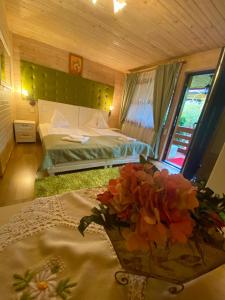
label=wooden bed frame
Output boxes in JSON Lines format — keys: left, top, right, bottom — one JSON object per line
{"left": 47, "top": 156, "right": 140, "bottom": 176}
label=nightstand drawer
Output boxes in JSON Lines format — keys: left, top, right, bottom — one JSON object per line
{"left": 14, "top": 123, "right": 35, "bottom": 131}
{"left": 15, "top": 132, "right": 36, "bottom": 143}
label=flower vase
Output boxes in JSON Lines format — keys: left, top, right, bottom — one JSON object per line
{"left": 105, "top": 227, "right": 225, "bottom": 293}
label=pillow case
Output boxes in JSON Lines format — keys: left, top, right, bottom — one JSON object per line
{"left": 50, "top": 110, "right": 70, "bottom": 128}
{"left": 97, "top": 112, "right": 109, "bottom": 129}
{"left": 84, "top": 111, "right": 109, "bottom": 129}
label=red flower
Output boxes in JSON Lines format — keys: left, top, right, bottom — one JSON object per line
{"left": 97, "top": 191, "right": 113, "bottom": 205}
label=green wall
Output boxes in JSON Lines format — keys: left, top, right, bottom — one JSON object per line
{"left": 21, "top": 60, "right": 114, "bottom": 111}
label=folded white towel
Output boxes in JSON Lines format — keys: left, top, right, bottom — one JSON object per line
{"left": 62, "top": 135, "right": 90, "bottom": 143}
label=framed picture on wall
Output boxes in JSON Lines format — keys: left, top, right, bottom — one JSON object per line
{"left": 69, "top": 53, "right": 83, "bottom": 75}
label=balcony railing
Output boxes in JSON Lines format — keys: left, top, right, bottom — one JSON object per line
{"left": 172, "top": 126, "right": 194, "bottom": 155}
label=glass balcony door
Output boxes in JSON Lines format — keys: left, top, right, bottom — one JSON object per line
{"left": 164, "top": 71, "right": 214, "bottom": 169}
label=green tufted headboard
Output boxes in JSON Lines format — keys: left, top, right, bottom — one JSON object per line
{"left": 21, "top": 60, "right": 114, "bottom": 111}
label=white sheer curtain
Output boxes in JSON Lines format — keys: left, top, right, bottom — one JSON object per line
{"left": 122, "top": 70, "right": 155, "bottom": 144}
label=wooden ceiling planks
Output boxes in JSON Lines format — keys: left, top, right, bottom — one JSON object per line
{"left": 7, "top": 0, "right": 159, "bottom": 69}
{"left": 5, "top": 0, "right": 225, "bottom": 71}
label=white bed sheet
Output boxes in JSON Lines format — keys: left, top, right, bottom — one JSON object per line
{"left": 38, "top": 123, "right": 136, "bottom": 141}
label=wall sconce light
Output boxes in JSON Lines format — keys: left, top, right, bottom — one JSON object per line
{"left": 108, "top": 105, "right": 114, "bottom": 117}
{"left": 21, "top": 89, "right": 36, "bottom": 106}
{"left": 21, "top": 89, "right": 29, "bottom": 97}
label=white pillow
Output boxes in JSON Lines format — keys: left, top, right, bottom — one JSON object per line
{"left": 97, "top": 112, "right": 109, "bottom": 129}
{"left": 84, "top": 111, "right": 109, "bottom": 129}
{"left": 50, "top": 110, "right": 70, "bottom": 128}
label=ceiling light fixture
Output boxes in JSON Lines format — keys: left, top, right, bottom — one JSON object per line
{"left": 91, "top": 0, "right": 126, "bottom": 14}
{"left": 113, "top": 0, "right": 126, "bottom": 14}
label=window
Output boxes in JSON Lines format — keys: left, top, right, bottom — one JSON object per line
{"left": 125, "top": 70, "right": 155, "bottom": 128}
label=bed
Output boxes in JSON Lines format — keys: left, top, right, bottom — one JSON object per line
{"left": 38, "top": 100, "right": 152, "bottom": 175}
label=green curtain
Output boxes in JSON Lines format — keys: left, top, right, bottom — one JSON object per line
{"left": 120, "top": 72, "right": 138, "bottom": 126}
{"left": 152, "top": 62, "right": 181, "bottom": 159}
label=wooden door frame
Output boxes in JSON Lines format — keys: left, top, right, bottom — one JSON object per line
{"left": 162, "top": 69, "right": 215, "bottom": 170}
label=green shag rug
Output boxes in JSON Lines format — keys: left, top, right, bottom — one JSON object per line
{"left": 35, "top": 167, "right": 119, "bottom": 198}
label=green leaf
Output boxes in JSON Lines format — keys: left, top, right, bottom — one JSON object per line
{"left": 13, "top": 282, "right": 27, "bottom": 292}
{"left": 20, "top": 291, "right": 34, "bottom": 300}
{"left": 12, "top": 271, "right": 34, "bottom": 292}
{"left": 56, "top": 278, "right": 77, "bottom": 300}
{"left": 13, "top": 274, "right": 24, "bottom": 280}
{"left": 219, "top": 212, "right": 225, "bottom": 222}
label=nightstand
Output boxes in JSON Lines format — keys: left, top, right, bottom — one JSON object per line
{"left": 14, "top": 120, "right": 36, "bottom": 143}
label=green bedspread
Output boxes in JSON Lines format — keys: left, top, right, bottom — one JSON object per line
{"left": 41, "top": 134, "right": 152, "bottom": 171}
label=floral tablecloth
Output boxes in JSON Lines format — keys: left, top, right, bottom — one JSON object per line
{"left": 0, "top": 188, "right": 225, "bottom": 300}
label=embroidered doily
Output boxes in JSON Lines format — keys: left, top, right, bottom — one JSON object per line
{"left": 0, "top": 188, "right": 146, "bottom": 300}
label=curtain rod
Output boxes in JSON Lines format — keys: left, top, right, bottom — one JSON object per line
{"left": 129, "top": 58, "right": 186, "bottom": 73}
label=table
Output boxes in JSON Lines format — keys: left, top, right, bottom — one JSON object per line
{"left": 0, "top": 188, "right": 225, "bottom": 300}
{"left": 0, "top": 188, "right": 146, "bottom": 300}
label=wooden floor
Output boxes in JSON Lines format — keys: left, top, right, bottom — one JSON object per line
{"left": 0, "top": 142, "right": 178, "bottom": 207}
{"left": 0, "top": 142, "right": 43, "bottom": 207}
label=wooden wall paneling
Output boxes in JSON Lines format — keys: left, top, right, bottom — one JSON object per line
{"left": 13, "top": 35, "right": 124, "bottom": 127}
{"left": 108, "top": 72, "right": 125, "bottom": 128}
{"left": 14, "top": 35, "right": 117, "bottom": 87}
{"left": 192, "top": 0, "right": 225, "bottom": 41}
{"left": 5, "top": 0, "right": 225, "bottom": 71}
{"left": 12, "top": 42, "right": 37, "bottom": 123}
{"left": 0, "top": 86, "right": 14, "bottom": 176}
{"left": 0, "top": 0, "right": 14, "bottom": 176}
{"left": 0, "top": 0, "right": 12, "bottom": 55}
{"left": 161, "top": 0, "right": 223, "bottom": 48}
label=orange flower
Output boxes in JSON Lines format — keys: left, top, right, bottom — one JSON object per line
{"left": 122, "top": 228, "right": 149, "bottom": 251}
{"left": 170, "top": 216, "right": 195, "bottom": 243}
{"left": 138, "top": 212, "right": 168, "bottom": 244}
{"left": 97, "top": 162, "right": 199, "bottom": 250}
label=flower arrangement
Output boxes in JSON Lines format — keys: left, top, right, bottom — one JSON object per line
{"left": 79, "top": 157, "right": 225, "bottom": 253}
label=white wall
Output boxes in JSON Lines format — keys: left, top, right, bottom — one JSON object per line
{"left": 207, "top": 143, "right": 225, "bottom": 195}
